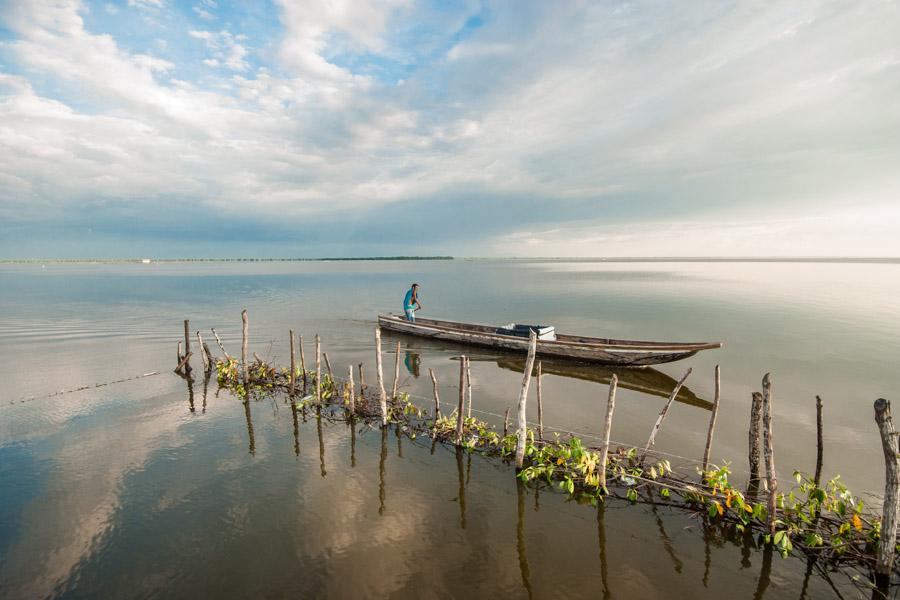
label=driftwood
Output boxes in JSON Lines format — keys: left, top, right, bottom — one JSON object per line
{"left": 641, "top": 368, "right": 692, "bottom": 460}
{"left": 701, "top": 365, "right": 721, "bottom": 473}
{"left": 599, "top": 374, "right": 618, "bottom": 491}
{"left": 174, "top": 352, "right": 193, "bottom": 374}
{"left": 874, "top": 398, "right": 899, "bottom": 581}
{"left": 762, "top": 373, "right": 777, "bottom": 536}
{"left": 515, "top": 331, "right": 538, "bottom": 469}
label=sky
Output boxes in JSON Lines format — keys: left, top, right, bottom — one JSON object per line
{"left": 0, "top": 0, "right": 898, "bottom": 258}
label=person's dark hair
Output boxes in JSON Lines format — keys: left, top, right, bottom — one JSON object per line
{"left": 411, "top": 283, "right": 419, "bottom": 288}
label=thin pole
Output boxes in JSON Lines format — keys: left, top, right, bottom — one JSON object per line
{"left": 456, "top": 356, "right": 466, "bottom": 444}
{"left": 289, "top": 329, "right": 296, "bottom": 397}
{"left": 358, "top": 363, "right": 366, "bottom": 399}
{"left": 315, "top": 334, "right": 321, "bottom": 404}
{"left": 391, "top": 341, "right": 401, "bottom": 401}
{"left": 196, "top": 330, "right": 210, "bottom": 372}
{"left": 177, "top": 340, "right": 183, "bottom": 370}
{"left": 465, "top": 356, "right": 473, "bottom": 419}
{"left": 211, "top": 327, "right": 230, "bottom": 359}
{"left": 814, "top": 395, "right": 824, "bottom": 488}
{"left": 701, "top": 365, "right": 721, "bottom": 474}
{"left": 429, "top": 368, "right": 441, "bottom": 422}
{"left": 183, "top": 319, "right": 192, "bottom": 374}
{"left": 641, "top": 368, "right": 692, "bottom": 460}
{"left": 299, "top": 335, "right": 307, "bottom": 392}
{"left": 536, "top": 361, "right": 543, "bottom": 442}
{"left": 599, "top": 374, "right": 617, "bottom": 493}
{"left": 762, "top": 373, "right": 777, "bottom": 537}
{"left": 874, "top": 398, "right": 900, "bottom": 581}
{"left": 375, "top": 327, "right": 387, "bottom": 426}
{"left": 748, "top": 391, "right": 763, "bottom": 490}
{"left": 241, "top": 309, "right": 249, "bottom": 394}
{"left": 347, "top": 365, "right": 355, "bottom": 414}
{"left": 504, "top": 407, "right": 510, "bottom": 437}
{"left": 515, "top": 331, "right": 538, "bottom": 470}
{"left": 323, "top": 352, "right": 334, "bottom": 388}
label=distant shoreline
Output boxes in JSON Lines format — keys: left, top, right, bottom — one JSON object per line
{"left": 1, "top": 256, "right": 898, "bottom": 264}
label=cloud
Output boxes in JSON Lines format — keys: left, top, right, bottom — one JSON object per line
{"left": 0, "top": 0, "right": 899, "bottom": 258}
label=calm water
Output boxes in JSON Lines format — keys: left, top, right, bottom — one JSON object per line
{"left": 2, "top": 259, "right": 899, "bottom": 598}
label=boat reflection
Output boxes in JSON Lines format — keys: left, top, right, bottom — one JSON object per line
{"left": 493, "top": 356, "right": 712, "bottom": 410}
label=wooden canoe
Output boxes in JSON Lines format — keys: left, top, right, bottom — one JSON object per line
{"left": 377, "top": 314, "right": 722, "bottom": 367}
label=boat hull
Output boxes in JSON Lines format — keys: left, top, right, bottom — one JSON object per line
{"left": 378, "top": 314, "right": 721, "bottom": 367}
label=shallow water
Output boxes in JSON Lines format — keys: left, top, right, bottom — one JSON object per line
{"left": 2, "top": 259, "right": 898, "bottom": 598}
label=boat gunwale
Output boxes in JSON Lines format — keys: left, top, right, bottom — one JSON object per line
{"left": 377, "top": 314, "right": 722, "bottom": 353}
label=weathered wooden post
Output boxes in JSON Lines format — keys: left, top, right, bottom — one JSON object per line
{"left": 641, "top": 368, "right": 692, "bottom": 460}
{"left": 874, "top": 398, "right": 899, "bottom": 581}
{"left": 465, "top": 356, "right": 473, "bottom": 419}
{"left": 323, "top": 352, "right": 334, "bottom": 388}
{"left": 358, "top": 364, "right": 366, "bottom": 398}
{"left": 183, "top": 319, "right": 193, "bottom": 374}
{"left": 762, "top": 373, "right": 777, "bottom": 536}
{"left": 174, "top": 351, "right": 193, "bottom": 374}
{"left": 536, "top": 361, "right": 544, "bottom": 442}
{"left": 515, "top": 331, "right": 538, "bottom": 470}
{"left": 814, "top": 395, "right": 824, "bottom": 488}
{"left": 299, "top": 335, "right": 307, "bottom": 391}
{"left": 429, "top": 368, "right": 441, "bottom": 421}
{"left": 748, "top": 391, "right": 763, "bottom": 489}
{"left": 196, "top": 331, "right": 210, "bottom": 373}
{"left": 504, "top": 407, "right": 510, "bottom": 437}
{"left": 391, "top": 341, "right": 401, "bottom": 401}
{"left": 701, "top": 365, "right": 721, "bottom": 474}
{"left": 375, "top": 327, "right": 387, "bottom": 426}
{"left": 176, "top": 340, "right": 183, "bottom": 370}
{"left": 599, "top": 374, "right": 618, "bottom": 492}
{"left": 456, "top": 356, "right": 466, "bottom": 444}
{"left": 289, "top": 329, "right": 296, "bottom": 397}
{"left": 211, "top": 328, "right": 230, "bottom": 359}
{"left": 347, "top": 365, "right": 355, "bottom": 414}
{"left": 315, "top": 334, "right": 321, "bottom": 404}
{"left": 241, "top": 309, "right": 249, "bottom": 393}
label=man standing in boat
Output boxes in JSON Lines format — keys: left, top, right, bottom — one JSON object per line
{"left": 403, "top": 283, "right": 422, "bottom": 322}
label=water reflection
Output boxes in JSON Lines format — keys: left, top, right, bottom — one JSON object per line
{"left": 349, "top": 419, "right": 357, "bottom": 467}
{"left": 243, "top": 400, "right": 256, "bottom": 456}
{"left": 515, "top": 478, "right": 534, "bottom": 599}
{"left": 290, "top": 398, "right": 300, "bottom": 457}
{"left": 403, "top": 351, "right": 421, "bottom": 378}
{"left": 455, "top": 447, "right": 466, "bottom": 529}
{"left": 493, "top": 357, "right": 711, "bottom": 410}
{"left": 752, "top": 544, "right": 773, "bottom": 600}
{"left": 379, "top": 426, "right": 387, "bottom": 515}
{"left": 316, "top": 406, "right": 326, "bottom": 477}
{"left": 596, "top": 502, "right": 611, "bottom": 600}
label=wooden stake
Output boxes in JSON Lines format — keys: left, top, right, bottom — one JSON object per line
{"left": 391, "top": 341, "right": 401, "bottom": 401}
{"left": 347, "top": 365, "right": 355, "bottom": 414}
{"left": 429, "top": 368, "right": 441, "bottom": 421}
{"left": 536, "top": 361, "right": 543, "bottom": 442}
{"left": 641, "top": 368, "right": 692, "bottom": 460}
{"left": 749, "top": 391, "right": 763, "bottom": 489}
{"left": 323, "top": 352, "right": 334, "bottom": 387}
{"left": 299, "top": 335, "right": 307, "bottom": 391}
{"left": 814, "top": 395, "right": 824, "bottom": 488}
{"left": 375, "top": 327, "right": 387, "bottom": 426}
{"left": 211, "top": 327, "right": 230, "bottom": 360}
{"left": 456, "top": 356, "right": 466, "bottom": 444}
{"left": 358, "top": 363, "right": 365, "bottom": 398}
{"left": 465, "top": 356, "right": 473, "bottom": 419}
{"left": 289, "top": 329, "right": 296, "bottom": 397}
{"left": 183, "top": 319, "right": 192, "bottom": 374}
{"left": 874, "top": 398, "right": 899, "bottom": 580}
{"left": 177, "top": 340, "right": 183, "bottom": 369}
{"left": 599, "top": 374, "right": 617, "bottom": 492}
{"left": 315, "top": 334, "right": 321, "bottom": 404}
{"left": 174, "top": 351, "right": 193, "bottom": 374}
{"left": 202, "top": 343, "right": 213, "bottom": 369}
{"left": 762, "top": 373, "right": 777, "bottom": 537}
{"left": 504, "top": 407, "right": 510, "bottom": 437}
{"left": 515, "top": 331, "right": 538, "bottom": 470}
{"left": 241, "top": 310, "right": 249, "bottom": 393}
{"left": 196, "top": 331, "right": 210, "bottom": 372}
{"left": 701, "top": 365, "right": 721, "bottom": 474}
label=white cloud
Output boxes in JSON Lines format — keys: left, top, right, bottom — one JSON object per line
{"left": 190, "top": 29, "right": 249, "bottom": 71}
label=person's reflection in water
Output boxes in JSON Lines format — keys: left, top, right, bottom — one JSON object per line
{"left": 403, "top": 351, "right": 421, "bottom": 378}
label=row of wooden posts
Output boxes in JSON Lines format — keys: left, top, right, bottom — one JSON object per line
{"left": 175, "top": 314, "right": 899, "bottom": 580}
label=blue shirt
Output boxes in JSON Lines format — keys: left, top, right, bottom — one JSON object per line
{"left": 403, "top": 288, "right": 416, "bottom": 309}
